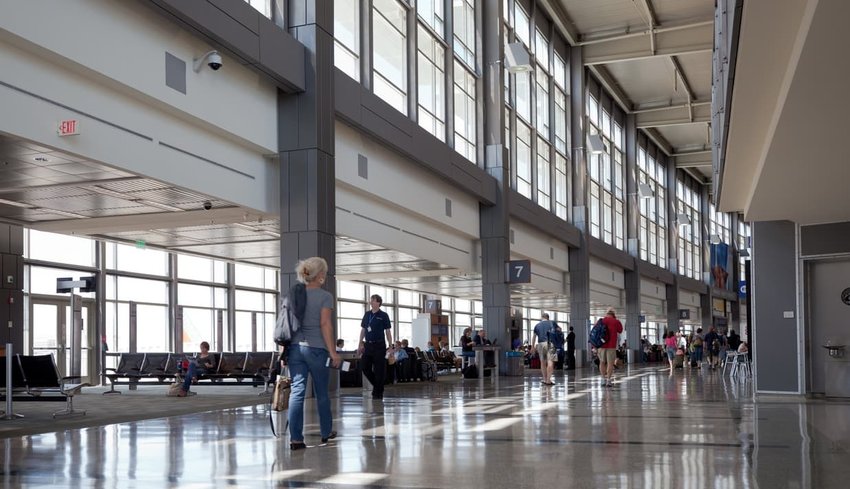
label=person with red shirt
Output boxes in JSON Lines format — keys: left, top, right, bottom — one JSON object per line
{"left": 598, "top": 307, "right": 624, "bottom": 387}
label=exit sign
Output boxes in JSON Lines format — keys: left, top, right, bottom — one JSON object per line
{"left": 58, "top": 119, "right": 79, "bottom": 136}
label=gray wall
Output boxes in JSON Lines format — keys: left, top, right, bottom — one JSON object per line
{"left": 805, "top": 259, "right": 850, "bottom": 394}
{"left": 0, "top": 223, "right": 24, "bottom": 352}
{"left": 752, "top": 220, "right": 799, "bottom": 393}
{"left": 801, "top": 221, "right": 850, "bottom": 256}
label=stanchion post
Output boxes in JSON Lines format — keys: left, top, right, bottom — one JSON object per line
{"left": 2, "top": 343, "right": 23, "bottom": 420}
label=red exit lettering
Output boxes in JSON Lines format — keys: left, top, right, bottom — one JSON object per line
{"left": 58, "top": 119, "right": 79, "bottom": 136}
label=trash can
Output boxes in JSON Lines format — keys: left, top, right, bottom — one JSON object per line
{"left": 505, "top": 351, "right": 524, "bottom": 376}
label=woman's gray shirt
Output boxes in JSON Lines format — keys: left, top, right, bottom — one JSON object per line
{"left": 291, "top": 287, "right": 334, "bottom": 350}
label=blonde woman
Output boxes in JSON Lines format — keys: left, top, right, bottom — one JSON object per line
{"left": 286, "top": 257, "right": 341, "bottom": 450}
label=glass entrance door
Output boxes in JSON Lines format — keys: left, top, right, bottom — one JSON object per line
{"left": 30, "top": 296, "right": 96, "bottom": 384}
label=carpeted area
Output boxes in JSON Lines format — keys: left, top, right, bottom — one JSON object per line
{"left": 0, "top": 384, "right": 273, "bottom": 438}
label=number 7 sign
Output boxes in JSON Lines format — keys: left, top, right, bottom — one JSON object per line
{"left": 505, "top": 260, "right": 531, "bottom": 284}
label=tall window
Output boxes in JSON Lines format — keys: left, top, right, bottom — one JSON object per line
{"left": 637, "top": 145, "right": 667, "bottom": 267}
{"left": 676, "top": 179, "right": 702, "bottom": 280}
{"left": 709, "top": 203, "right": 732, "bottom": 244}
{"left": 737, "top": 219, "right": 751, "bottom": 284}
{"left": 337, "top": 281, "right": 367, "bottom": 350}
{"left": 417, "top": 25, "right": 446, "bottom": 140}
{"left": 453, "top": 60, "right": 477, "bottom": 162}
{"left": 516, "top": 121, "right": 532, "bottom": 197}
{"left": 453, "top": 0, "right": 475, "bottom": 67}
{"left": 555, "top": 153, "right": 568, "bottom": 220}
{"left": 417, "top": 0, "right": 444, "bottom": 33}
{"left": 244, "top": 0, "right": 271, "bottom": 18}
{"left": 536, "top": 137, "right": 550, "bottom": 210}
{"left": 553, "top": 50, "right": 569, "bottom": 221}
{"left": 334, "top": 0, "right": 360, "bottom": 81}
{"left": 587, "top": 87, "right": 626, "bottom": 250}
{"left": 373, "top": 0, "right": 408, "bottom": 114}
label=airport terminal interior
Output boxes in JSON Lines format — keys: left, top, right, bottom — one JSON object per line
{"left": 1, "top": 0, "right": 849, "bottom": 487}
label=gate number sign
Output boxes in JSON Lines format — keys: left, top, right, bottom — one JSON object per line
{"left": 506, "top": 260, "right": 531, "bottom": 284}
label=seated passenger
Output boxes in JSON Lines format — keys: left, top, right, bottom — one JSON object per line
{"left": 393, "top": 341, "right": 409, "bottom": 382}
{"left": 179, "top": 341, "right": 215, "bottom": 397}
{"left": 336, "top": 338, "right": 345, "bottom": 352}
{"left": 737, "top": 341, "right": 749, "bottom": 353}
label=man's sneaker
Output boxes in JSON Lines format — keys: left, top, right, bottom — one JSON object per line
{"left": 606, "top": 380, "right": 614, "bottom": 387}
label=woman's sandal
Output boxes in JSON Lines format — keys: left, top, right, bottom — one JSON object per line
{"left": 289, "top": 441, "right": 307, "bottom": 451}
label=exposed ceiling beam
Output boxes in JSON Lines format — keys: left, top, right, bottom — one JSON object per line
{"left": 588, "top": 65, "right": 633, "bottom": 112}
{"left": 640, "top": 128, "right": 674, "bottom": 156}
{"left": 632, "top": 0, "right": 659, "bottom": 54}
{"left": 674, "top": 151, "right": 712, "bottom": 168}
{"left": 636, "top": 102, "right": 711, "bottom": 128}
{"left": 32, "top": 206, "right": 252, "bottom": 234}
{"left": 670, "top": 56, "right": 696, "bottom": 102}
{"left": 582, "top": 20, "right": 713, "bottom": 65}
{"left": 539, "top": 0, "right": 580, "bottom": 46}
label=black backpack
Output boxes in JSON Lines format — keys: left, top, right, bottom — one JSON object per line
{"left": 273, "top": 283, "right": 307, "bottom": 347}
{"left": 462, "top": 365, "right": 479, "bottom": 379}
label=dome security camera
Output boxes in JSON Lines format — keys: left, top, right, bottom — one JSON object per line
{"left": 207, "top": 52, "right": 222, "bottom": 71}
{"left": 203, "top": 201, "right": 212, "bottom": 211}
{"left": 193, "top": 50, "right": 223, "bottom": 72}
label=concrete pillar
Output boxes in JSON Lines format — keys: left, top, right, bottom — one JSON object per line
{"left": 751, "top": 220, "right": 800, "bottom": 393}
{"left": 280, "top": 1, "right": 337, "bottom": 308}
{"left": 666, "top": 283, "right": 679, "bottom": 334}
{"left": 569, "top": 45, "right": 590, "bottom": 362}
{"left": 624, "top": 270, "right": 641, "bottom": 361}
{"left": 480, "top": 0, "right": 512, "bottom": 347}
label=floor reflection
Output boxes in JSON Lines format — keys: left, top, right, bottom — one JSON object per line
{"left": 2, "top": 365, "right": 848, "bottom": 487}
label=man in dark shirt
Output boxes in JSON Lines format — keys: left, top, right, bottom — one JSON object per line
{"left": 358, "top": 294, "right": 393, "bottom": 399}
{"left": 473, "top": 329, "right": 492, "bottom": 346}
{"left": 566, "top": 326, "right": 576, "bottom": 370}
{"left": 727, "top": 329, "right": 741, "bottom": 351}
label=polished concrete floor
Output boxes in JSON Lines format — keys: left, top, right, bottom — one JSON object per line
{"left": 1, "top": 364, "right": 848, "bottom": 488}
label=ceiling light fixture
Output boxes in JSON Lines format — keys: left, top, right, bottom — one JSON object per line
{"left": 676, "top": 213, "right": 691, "bottom": 226}
{"left": 0, "top": 198, "right": 36, "bottom": 209}
{"left": 709, "top": 234, "right": 722, "bottom": 244}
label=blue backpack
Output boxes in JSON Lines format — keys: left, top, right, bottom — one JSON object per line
{"left": 589, "top": 318, "right": 608, "bottom": 348}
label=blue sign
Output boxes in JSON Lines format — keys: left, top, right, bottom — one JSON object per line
{"left": 738, "top": 280, "right": 747, "bottom": 299}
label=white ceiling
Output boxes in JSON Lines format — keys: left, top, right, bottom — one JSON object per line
{"left": 558, "top": 0, "right": 714, "bottom": 180}
{"left": 719, "top": 0, "right": 850, "bottom": 225}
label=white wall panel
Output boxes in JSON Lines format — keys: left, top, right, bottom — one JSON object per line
{"left": 590, "top": 283, "right": 623, "bottom": 309}
{"left": 640, "top": 278, "right": 666, "bottom": 300}
{"left": 336, "top": 121, "right": 479, "bottom": 239}
{"left": 640, "top": 296, "right": 665, "bottom": 317}
{"left": 0, "top": 0, "right": 277, "bottom": 152}
{"left": 679, "top": 289, "right": 701, "bottom": 307}
{"left": 336, "top": 185, "right": 477, "bottom": 271}
{"left": 0, "top": 39, "right": 276, "bottom": 213}
{"left": 509, "top": 219, "right": 569, "bottom": 272}
{"left": 589, "top": 258, "right": 625, "bottom": 289}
